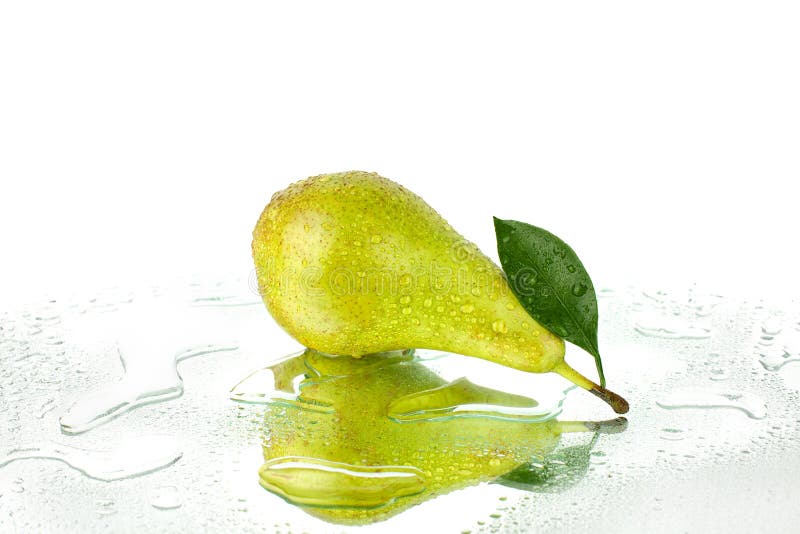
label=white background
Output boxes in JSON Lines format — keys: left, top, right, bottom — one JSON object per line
{"left": 2, "top": 1, "right": 798, "bottom": 305}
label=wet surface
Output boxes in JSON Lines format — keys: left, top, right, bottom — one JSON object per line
{"left": 1, "top": 281, "right": 799, "bottom": 532}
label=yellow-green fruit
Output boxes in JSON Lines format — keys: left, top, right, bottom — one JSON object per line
{"left": 253, "top": 171, "right": 627, "bottom": 413}
{"left": 259, "top": 350, "right": 582, "bottom": 525}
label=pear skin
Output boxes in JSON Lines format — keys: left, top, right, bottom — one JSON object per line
{"left": 253, "top": 171, "right": 627, "bottom": 413}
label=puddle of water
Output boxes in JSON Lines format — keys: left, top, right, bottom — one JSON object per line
{"left": 231, "top": 349, "right": 573, "bottom": 418}
{"left": 259, "top": 457, "right": 426, "bottom": 508}
{"left": 60, "top": 343, "right": 238, "bottom": 434}
{"left": 242, "top": 348, "right": 614, "bottom": 524}
{"left": 0, "top": 435, "right": 182, "bottom": 481}
{"left": 656, "top": 388, "right": 767, "bottom": 419}
{"left": 760, "top": 347, "right": 800, "bottom": 372}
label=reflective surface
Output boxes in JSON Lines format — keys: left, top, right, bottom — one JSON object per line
{"left": 232, "top": 348, "right": 615, "bottom": 525}
{"left": 1, "top": 280, "right": 799, "bottom": 532}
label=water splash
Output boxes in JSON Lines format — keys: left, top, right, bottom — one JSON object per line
{"left": 656, "top": 388, "right": 767, "bottom": 419}
{"left": 0, "top": 435, "right": 181, "bottom": 481}
{"left": 259, "top": 457, "right": 426, "bottom": 508}
{"left": 60, "top": 343, "right": 238, "bottom": 434}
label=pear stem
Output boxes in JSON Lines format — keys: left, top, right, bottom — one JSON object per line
{"left": 554, "top": 362, "right": 629, "bottom": 414}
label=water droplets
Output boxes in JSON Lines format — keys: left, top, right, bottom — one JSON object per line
{"left": 703, "top": 352, "right": 732, "bottom": 382}
{"left": 492, "top": 320, "right": 508, "bottom": 334}
{"left": 6, "top": 279, "right": 800, "bottom": 530}
{"left": 252, "top": 345, "right": 577, "bottom": 523}
{"left": 570, "top": 282, "right": 587, "bottom": 297}
{"left": 150, "top": 485, "right": 182, "bottom": 510}
{"left": 656, "top": 388, "right": 767, "bottom": 419}
{"left": 708, "top": 367, "right": 731, "bottom": 381}
{"left": 11, "top": 477, "right": 25, "bottom": 493}
{"left": 634, "top": 290, "right": 715, "bottom": 339}
{"left": 659, "top": 428, "right": 685, "bottom": 441}
{"left": 761, "top": 317, "right": 783, "bottom": 337}
{"left": 635, "top": 313, "right": 711, "bottom": 340}
{"left": 756, "top": 314, "right": 800, "bottom": 372}
{"left": 36, "top": 398, "right": 56, "bottom": 419}
{"left": 759, "top": 343, "right": 800, "bottom": 372}
{"left": 95, "top": 499, "right": 117, "bottom": 516}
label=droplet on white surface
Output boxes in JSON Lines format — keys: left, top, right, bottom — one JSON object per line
{"left": 656, "top": 389, "right": 767, "bottom": 419}
{"left": 151, "top": 485, "right": 182, "bottom": 510}
{"left": 635, "top": 312, "right": 711, "bottom": 340}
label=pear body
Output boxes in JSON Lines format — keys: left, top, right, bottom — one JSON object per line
{"left": 252, "top": 171, "right": 565, "bottom": 374}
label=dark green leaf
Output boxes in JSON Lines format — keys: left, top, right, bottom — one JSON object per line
{"left": 493, "top": 217, "right": 605, "bottom": 386}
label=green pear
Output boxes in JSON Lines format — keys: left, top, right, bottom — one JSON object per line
{"left": 258, "top": 349, "right": 616, "bottom": 525}
{"left": 253, "top": 171, "right": 627, "bottom": 413}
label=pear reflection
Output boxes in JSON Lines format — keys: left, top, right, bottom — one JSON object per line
{"left": 254, "top": 349, "right": 625, "bottom": 525}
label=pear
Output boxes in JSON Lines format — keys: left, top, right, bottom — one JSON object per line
{"left": 258, "top": 349, "right": 621, "bottom": 525}
{"left": 252, "top": 171, "right": 627, "bottom": 413}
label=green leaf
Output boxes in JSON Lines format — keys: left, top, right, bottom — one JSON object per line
{"left": 493, "top": 217, "right": 605, "bottom": 387}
